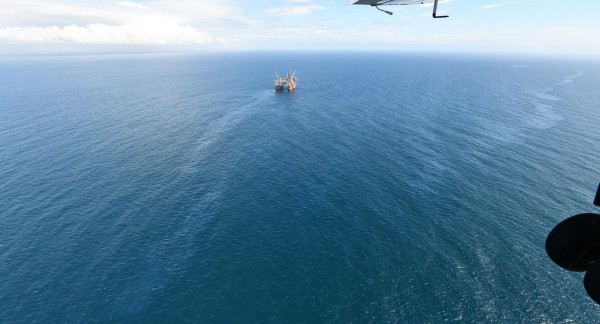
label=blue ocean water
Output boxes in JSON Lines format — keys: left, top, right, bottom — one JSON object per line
{"left": 0, "top": 52, "right": 599, "bottom": 322}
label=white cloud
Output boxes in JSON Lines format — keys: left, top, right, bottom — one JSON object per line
{"left": 266, "top": 5, "right": 326, "bottom": 16}
{"left": 0, "top": 8, "right": 17, "bottom": 15}
{"left": 0, "top": 0, "right": 245, "bottom": 45}
{"left": 0, "top": 20, "right": 219, "bottom": 45}
{"left": 478, "top": 1, "right": 516, "bottom": 10}
{"left": 117, "top": 1, "right": 148, "bottom": 10}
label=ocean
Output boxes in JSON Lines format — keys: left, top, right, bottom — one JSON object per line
{"left": 0, "top": 52, "right": 599, "bottom": 322}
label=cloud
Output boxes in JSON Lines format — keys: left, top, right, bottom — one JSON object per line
{"left": 266, "top": 5, "right": 326, "bottom": 16}
{"left": 0, "top": 8, "right": 17, "bottom": 15}
{"left": 0, "top": 20, "right": 220, "bottom": 45}
{"left": 117, "top": 1, "right": 148, "bottom": 10}
{"left": 478, "top": 1, "right": 516, "bottom": 10}
{"left": 0, "top": 0, "right": 244, "bottom": 45}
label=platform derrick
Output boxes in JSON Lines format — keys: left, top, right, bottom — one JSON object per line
{"left": 274, "top": 70, "right": 297, "bottom": 92}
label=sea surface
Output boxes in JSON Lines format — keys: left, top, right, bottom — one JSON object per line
{"left": 0, "top": 52, "right": 599, "bottom": 322}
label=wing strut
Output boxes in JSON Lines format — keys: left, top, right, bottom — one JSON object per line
{"left": 375, "top": 5, "right": 393, "bottom": 15}
{"left": 432, "top": 0, "right": 449, "bottom": 18}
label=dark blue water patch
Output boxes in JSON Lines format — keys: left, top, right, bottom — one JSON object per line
{"left": 0, "top": 52, "right": 599, "bottom": 322}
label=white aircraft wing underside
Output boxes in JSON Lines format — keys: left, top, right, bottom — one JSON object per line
{"left": 352, "top": 0, "right": 434, "bottom": 5}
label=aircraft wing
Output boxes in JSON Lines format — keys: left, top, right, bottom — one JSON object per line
{"left": 352, "top": 0, "right": 434, "bottom": 5}
{"left": 351, "top": 0, "right": 447, "bottom": 18}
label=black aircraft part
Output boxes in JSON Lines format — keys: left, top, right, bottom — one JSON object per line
{"left": 594, "top": 182, "right": 600, "bottom": 207}
{"left": 585, "top": 259, "right": 600, "bottom": 304}
{"left": 545, "top": 213, "right": 600, "bottom": 272}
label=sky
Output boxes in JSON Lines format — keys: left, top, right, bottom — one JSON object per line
{"left": 0, "top": 0, "right": 599, "bottom": 55}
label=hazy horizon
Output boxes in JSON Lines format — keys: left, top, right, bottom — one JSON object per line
{"left": 1, "top": 1, "right": 599, "bottom": 56}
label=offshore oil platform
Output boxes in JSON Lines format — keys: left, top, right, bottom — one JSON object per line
{"left": 274, "top": 70, "right": 297, "bottom": 92}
